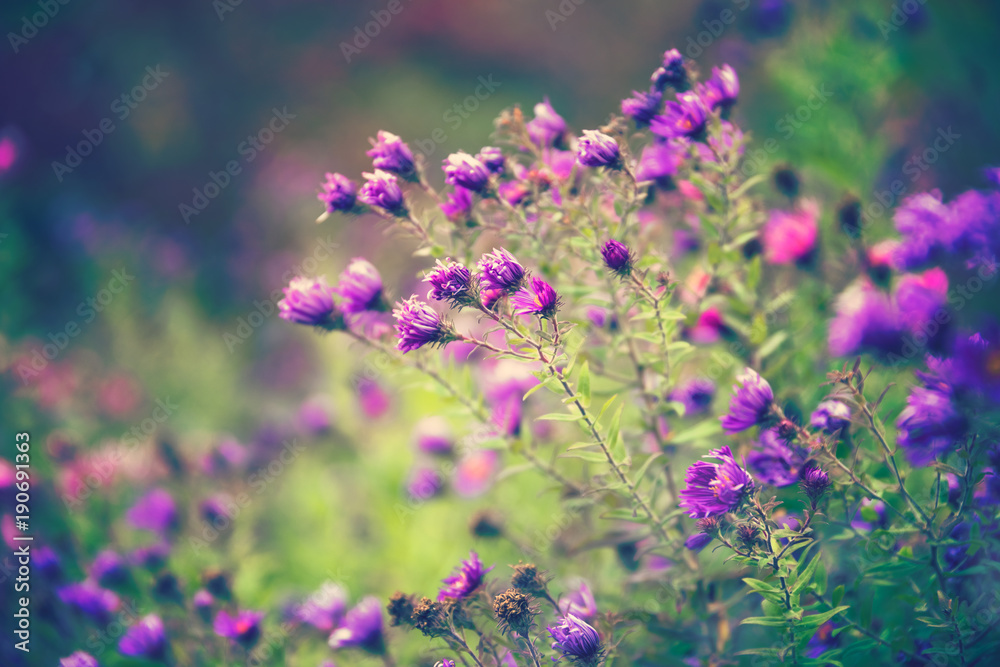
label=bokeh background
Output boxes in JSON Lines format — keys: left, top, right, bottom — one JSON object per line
{"left": 3, "top": 0, "right": 1000, "bottom": 664}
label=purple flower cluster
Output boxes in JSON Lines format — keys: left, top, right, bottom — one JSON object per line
{"left": 651, "top": 49, "right": 687, "bottom": 90}
{"left": 720, "top": 368, "right": 774, "bottom": 433}
{"left": 278, "top": 277, "right": 345, "bottom": 330}
{"left": 366, "top": 130, "right": 415, "bottom": 176}
{"left": 438, "top": 551, "right": 493, "bottom": 601}
{"left": 424, "top": 259, "right": 473, "bottom": 306}
{"left": 896, "top": 373, "right": 967, "bottom": 466}
{"left": 892, "top": 188, "right": 1000, "bottom": 270}
{"left": 679, "top": 446, "right": 754, "bottom": 518}
{"left": 393, "top": 297, "right": 456, "bottom": 353}
{"left": 746, "top": 428, "right": 804, "bottom": 487}
{"left": 477, "top": 248, "right": 526, "bottom": 294}
{"left": 359, "top": 170, "right": 406, "bottom": 214}
{"left": 652, "top": 91, "right": 709, "bottom": 140}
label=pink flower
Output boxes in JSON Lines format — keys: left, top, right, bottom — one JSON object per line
{"left": 763, "top": 199, "right": 819, "bottom": 265}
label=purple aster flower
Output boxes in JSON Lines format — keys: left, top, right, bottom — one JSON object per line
{"left": 651, "top": 91, "right": 709, "bottom": 140}
{"left": 443, "top": 151, "right": 491, "bottom": 193}
{"left": 679, "top": 446, "right": 755, "bottom": 518}
{"left": 407, "top": 466, "right": 444, "bottom": 500}
{"left": 393, "top": 297, "right": 456, "bottom": 353}
{"left": 894, "top": 268, "right": 949, "bottom": 351}
{"left": 477, "top": 248, "right": 525, "bottom": 293}
{"left": 329, "top": 596, "right": 385, "bottom": 654}
{"left": 891, "top": 191, "right": 952, "bottom": 269}
{"left": 621, "top": 89, "right": 663, "bottom": 126}
{"left": 366, "top": 130, "right": 414, "bottom": 176}
{"left": 586, "top": 306, "right": 615, "bottom": 329}
{"left": 671, "top": 377, "right": 716, "bottom": 416}
{"left": 358, "top": 170, "right": 406, "bottom": 215}
{"left": 809, "top": 400, "right": 852, "bottom": 433}
{"left": 491, "top": 395, "right": 523, "bottom": 437}
{"left": 60, "top": 651, "right": 99, "bottom": 667}
{"left": 424, "top": 259, "right": 474, "bottom": 306}
{"left": 194, "top": 589, "right": 214, "bottom": 612}
{"left": 684, "top": 531, "right": 713, "bottom": 552}
{"left": 896, "top": 377, "right": 966, "bottom": 466}
{"left": 439, "top": 186, "right": 475, "bottom": 221}
{"left": 214, "top": 609, "right": 265, "bottom": 648}
{"left": 59, "top": 580, "right": 120, "bottom": 621}
{"left": 125, "top": 488, "right": 177, "bottom": 536}
{"left": 35, "top": 545, "right": 61, "bottom": 580}
{"left": 296, "top": 582, "right": 347, "bottom": 631}
{"left": 511, "top": 276, "right": 560, "bottom": 318}
{"left": 318, "top": 172, "right": 357, "bottom": 213}
{"left": 297, "top": 396, "right": 334, "bottom": 435}
{"left": 526, "top": 98, "right": 567, "bottom": 147}
{"left": 90, "top": 549, "right": 127, "bottom": 587}
{"left": 651, "top": 49, "right": 686, "bottom": 91}
{"left": 751, "top": 0, "right": 793, "bottom": 36}
{"left": 438, "top": 551, "right": 493, "bottom": 601}
{"left": 199, "top": 494, "right": 233, "bottom": 525}
{"left": 413, "top": 416, "right": 454, "bottom": 455}
{"left": 548, "top": 614, "right": 605, "bottom": 666}
{"left": 278, "top": 276, "right": 345, "bottom": 330}
{"left": 498, "top": 180, "right": 530, "bottom": 206}
{"left": 828, "top": 281, "right": 904, "bottom": 358}
{"left": 634, "top": 140, "right": 684, "bottom": 185}
{"left": 700, "top": 65, "right": 740, "bottom": 111}
{"left": 747, "top": 428, "right": 802, "bottom": 487}
{"left": 600, "top": 239, "right": 633, "bottom": 276}
{"left": 799, "top": 463, "right": 831, "bottom": 502}
{"left": 119, "top": 614, "right": 167, "bottom": 660}
{"left": 337, "top": 258, "right": 385, "bottom": 314}
{"left": 435, "top": 660, "right": 457, "bottom": 667}
{"left": 357, "top": 377, "right": 390, "bottom": 418}
{"left": 949, "top": 327, "right": 1000, "bottom": 401}
{"left": 720, "top": 368, "right": 774, "bottom": 433}
{"left": 559, "top": 580, "right": 597, "bottom": 620}
{"left": 476, "top": 146, "right": 505, "bottom": 174}
{"left": 577, "top": 130, "right": 621, "bottom": 168}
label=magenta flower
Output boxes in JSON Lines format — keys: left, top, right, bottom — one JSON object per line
{"left": 318, "top": 172, "right": 357, "bottom": 213}
{"left": 799, "top": 463, "right": 831, "bottom": 502}
{"left": 125, "top": 488, "right": 178, "bottom": 536}
{"left": 440, "top": 186, "right": 474, "bottom": 221}
{"left": 278, "top": 276, "right": 344, "bottom": 330}
{"left": 526, "top": 98, "right": 567, "bottom": 147}
{"left": 393, "top": 297, "right": 456, "bottom": 353}
{"left": 60, "top": 651, "right": 99, "bottom": 667}
{"left": 359, "top": 170, "right": 406, "bottom": 214}
{"left": 700, "top": 64, "right": 740, "bottom": 110}
{"left": 58, "top": 580, "right": 121, "bottom": 621}
{"left": 295, "top": 582, "right": 347, "bottom": 631}
{"left": 809, "top": 400, "right": 852, "bottom": 433}
{"left": 763, "top": 200, "right": 819, "bottom": 265}
{"left": 407, "top": 466, "right": 444, "bottom": 500}
{"left": 443, "top": 151, "right": 491, "bottom": 193}
{"left": 720, "top": 368, "right": 774, "bottom": 433}
{"left": 634, "top": 140, "right": 684, "bottom": 185}
{"left": 651, "top": 91, "right": 709, "bottom": 140}
{"left": 577, "top": 130, "right": 621, "bottom": 168}
{"left": 413, "top": 416, "right": 454, "bottom": 455}
{"left": 328, "top": 596, "right": 386, "bottom": 654}
{"left": 438, "top": 551, "right": 493, "bottom": 601}
{"left": 746, "top": 428, "right": 803, "bottom": 487}
{"left": 684, "top": 531, "right": 713, "bottom": 552}
{"left": 90, "top": 549, "right": 127, "bottom": 587}
{"left": 511, "top": 276, "right": 560, "bottom": 318}
{"left": 651, "top": 48, "right": 686, "bottom": 91}
{"left": 893, "top": 268, "right": 949, "bottom": 352}
{"left": 424, "top": 259, "right": 473, "bottom": 306}
{"left": 828, "top": 281, "right": 904, "bottom": 358}
{"left": 670, "top": 377, "right": 716, "bottom": 416}
{"left": 679, "top": 446, "right": 755, "bottom": 518}
{"left": 477, "top": 248, "right": 525, "bottom": 293}
{"left": 896, "top": 376, "right": 966, "bottom": 466}
{"left": 214, "top": 609, "right": 264, "bottom": 648}
{"left": 337, "top": 258, "right": 385, "bottom": 314}
{"left": 366, "top": 130, "right": 415, "bottom": 176}
{"left": 600, "top": 239, "right": 633, "bottom": 276}
{"left": 476, "top": 146, "right": 505, "bottom": 173}
{"left": 621, "top": 89, "right": 663, "bottom": 126}
{"left": 454, "top": 449, "right": 500, "bottom": 497}
{"left": 119, "top": 614, "right": 167, "bottom": 660}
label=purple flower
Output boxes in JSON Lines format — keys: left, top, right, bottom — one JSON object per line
{"left": 896, "top": 377, "right": 966, "bottom": 466}
{"left": 393, "top": 297, "right": 456, "bottom": 353}
{"left": 59, "top": 580, "right": 120, "bottom": 620}
{"left": 634, "top": 140, "right": 684, "bottom": 185}
{"left": 949, "top": 327, "right": 1000, "bottom": 401}
{"left": 828, "top": 281, "right": 904, "bottom": 358}
{"left": 318, "top": 172, "right": 357, "bottom": 213}
{"left": 443, "top": 151, "right": 491, "bottom": 193}
{"left": 806, "top": 621, "right": 840, "bottom": 659}
{"left": 720, "top": 368, "right": 774, "bottom": 433}
{"left": 119, "top": 615, "right": 167, "bottom": 660}
{"left": 35, "top": 545, "right": 61, "bottom": 579}
{"left": 671, "top": 378, "right": 716, "bottom": 416}
{"left": 651, "top": 91, "right": 709, "bottom": 140}
{"left": 577, "top": 130, "right": 621, "bottom": 168}
{"left": 407, "top": 466, "right": 444, "bottom": 500}
{"left": 295, "top": 582, "right": 347, "bottom": 631}
{"left": 366, "top": 130, "right": 414, "bottom": 175}
{"left": 559, "top": 580, "right": 597, "bottom": 620}
{"left": 651, "top": 49, "right": 686, "bottom": 91}
{"left": 476, "top": 146, "right": 505, "bottom": 174}
{"left": 453, "top": 449, "right": 500, "bottom": 497}
{"left": 679, "top": 446, "right": 754, "bottom": 518}
{"left": 684, "top": 531, "right": 713, "bottom": 552}
{"left": 329, "top": 596, "right": 385, "bottom": 654}
{"left": 199, "top": 494, "right": 233, "bottom": 525}
{"left": 621, "top": 89, "right": 663, "bottom": 126}
{"left": 548, "top": 614, "right": 604, "bottom": 666}
{"left": 511, "top": 276, "right": 560, "bottom": 318}
{"left": 214, "top": 609, "right": 264, "bottom": 648}
{"left": 746, "top": 429, "right": 802, "bottom": 487}
{"left": 424, "top": 259, "right": 473, "bottom": 306}
{"left": 600, "top": 239, "right": 633, "bottom": 276}
{"left": 799, "top": 463, "right": 831, "bottom": 502}
{"left": 526, "top": 98, "right": 567, "bottom": 147}
{"left": 194, "top": 589, "right": 214, "bottom": 610}
{"left": 125, "top": 488, "right": 177, "bottom": 536}
{"left": 498, "top": 180, "right": 530, "bottom": 206}
{"left": 90, "top": 549, "right": 127, "bottom": 587}
{"left": 60, "top": 651, "right": 99, "bottom": 667}
{"left": 413, "top": 416, "right": 454, "bottom": 455}
{"left": 440, "top": 186, "right": 474, "bottom": 221}
{"left": 809, "top": 400, "right": 852, "bottom": 433}
{"left": 359, "top": 170, "right": 406, "bottom": 214}
{"left": 130, "top": 542, "right": 170, "bottom": 570}
{"left": 700, "top": 65, "right": 740, "bottom": 110}
{"left": 438, "top": 551, "right": 493, "bottom": 601}
{"left": 477, "top": 248, "right": 525, "bottom": 293}
{"left": 278, "top": 276, "right": 344, "bottom": 330}
{"left": 891, "top": 191, "right": 952, "bottom": 269}
{"left": 435, "top": 661, "right": 457, "bottom": 667}
{"left": 338, "top": 258, "right": 385, "bottom": 314}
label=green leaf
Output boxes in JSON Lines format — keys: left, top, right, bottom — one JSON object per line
{"left": 607, "top": 404, "right": 625, "bottom": 463}
{"left": 740, "top": 616, "right": 790, "bottom": 627}
{"left": 791, "top": 554, "right": 822, "bottom": 593}
{"left": 537, "top": 412, "right": 584, "bottom": 422}
{"left": 669, "top": 418, "right": 723, "bottom": 445}
{"left": 632, "top": 452, "right": 663, "bottom": 486}
{"left": 596, "top": 395, "right": 618, "bottom": 423}
{"left": 731, "top": 173, "right": 766, "bottom": 199}
{"left": 560, "top": 450, "right": 609, "bottom": 464}
{"left": 743, "top": 577, "right": 778, "bottom": 592}
{"left": 797, "top": 606, "right": 850, "bottom": 628}
{"left": 831, "top": 584, "right": 845, "bottom": 607}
